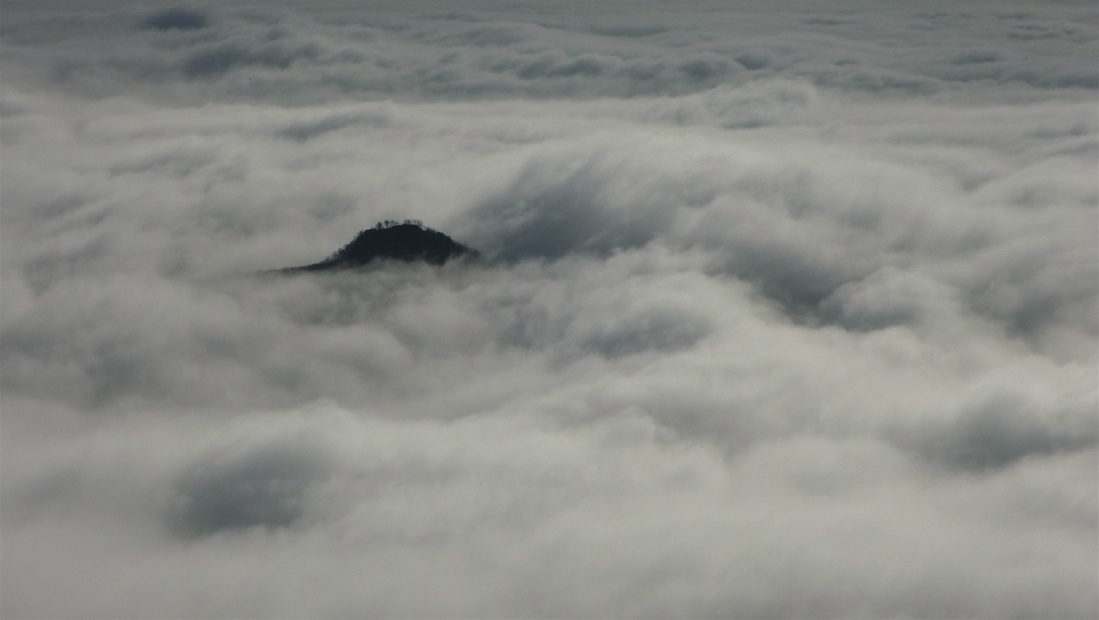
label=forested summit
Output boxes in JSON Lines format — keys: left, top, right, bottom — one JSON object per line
{"left": 285, "top": 220, "right": 479, "bottom": 272}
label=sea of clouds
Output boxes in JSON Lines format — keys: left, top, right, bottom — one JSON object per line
{"left": 2, "top": 1, "right": 1097, "bottom": 617}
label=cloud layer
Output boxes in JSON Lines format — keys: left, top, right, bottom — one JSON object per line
{"left": 2, "top": 1, "right": 1096, "bottom": 618}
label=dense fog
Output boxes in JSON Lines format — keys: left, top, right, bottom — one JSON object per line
{"left": 2, "top": 1, "right": 1096, "bottom": 617}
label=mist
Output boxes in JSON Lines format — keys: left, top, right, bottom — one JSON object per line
{"left": 2, "top": 1, "right": 1096, "bottom": 618}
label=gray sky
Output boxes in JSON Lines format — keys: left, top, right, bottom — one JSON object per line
{"left": 1, "top": 1, "right": 1096, "bottom": 618}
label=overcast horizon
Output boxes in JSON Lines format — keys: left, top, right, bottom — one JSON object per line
{"left": 2, "top": 1, "right": 1097, "bottom": 618}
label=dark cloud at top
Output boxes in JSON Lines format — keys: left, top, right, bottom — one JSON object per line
{"left": 1, "top": 0, "right": 1096, "bottom": 618}
{"left": 141, "top": 7, "right": 210, "bottom": 31}
{"left": 2, "top": 0, "right": 1095, "bottom": 105}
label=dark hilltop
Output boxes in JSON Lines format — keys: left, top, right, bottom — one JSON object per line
{"left": 284, "top": 220, "right": 479, "bottom": 272}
